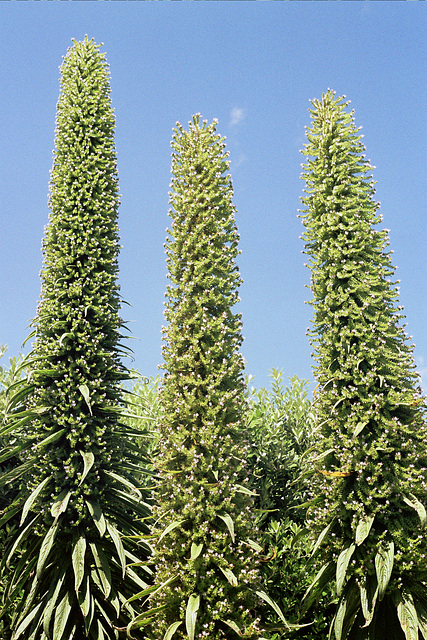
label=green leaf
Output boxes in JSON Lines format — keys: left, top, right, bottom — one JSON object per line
{"left": 311, "top": 520, "right": 335, "bottom": 558}
{"left": 89, "top": 541, "right": 112, "bottom": 598}
{"left": 51, "top": 489, "right": 72, "bottom": 518}
{"left": 403, "top": 494, "right": 426, "bottom": 528}
{"left": 336, "top": 544, "right": 355, "bottom": 596}
{"left": 359, "top": 576, "right": 378, "bottom": 627}
{"left": 353, "top": 421, "right": 368, "bottom": 438}
{"left": 245, "top": 538, "right": 263, "bottom": 553}
{"left": 256, "top": 590, "right": 290, "bottom": 628}
{"left": 85, "top": 498, "right": 106, "bottom": 537}
{"left": 79, "top": 450, "right": 95, "bottom": 486}
{"left": 355, "top": 513, "right": 375, "bottom": 546}
{"left": 221, "top": 620, "right": 242, "bottom": 635}
{"left": 43, "top": 567, "right": 66, "bottom": 635}
{"left": 375, "top": 540, "right": 394, "bottom": 601}
{"left": 37, "top": 520, "right": 59, "bottom": 578}
{"left": 21, "top": 477, "right": 50, "bottom": 525}
{"left": 301, "top": 561, "right": 334, "bottom": 614}
{"left": 163, "top": 621, "right": 182, "bottom": 640}
{"left": 106, "top": 521, "right": 126, "bottom": 578}
{"left": 233, "top": 483, "right": 258, "bottom": 496}
{"left": 53, "top": 590, "right": 72, "bottom": 640}
{"left": 79, "top": 383, "right": 93, "bottom": 415}
{"left": 218, "top": 513, "right": 235, "bottom": 543}
{"left": 158, "top": 520, "right": 185, "bottom": 544}
{"left": 219, "top": 566, "right": 238, "bottom": 586}
{"left": 185, "top": 593, "right": 200, "bottom": 640}
{"left": 190, "top": 542, "right": 203, "bottom": 560}
{"left": 13, "top": 601, "right": 44, "bottom": 639}
{"left": 397, "top": 592, "right": 419, "bottom": 640}
{"left": 78, "top": 572, "right": 92, "bottom": 618}
{"left": 72, "top": 533, "right": 86, "bottom": 592}
{"left": 334, "top": 594, "right": 348, "bottom": 640}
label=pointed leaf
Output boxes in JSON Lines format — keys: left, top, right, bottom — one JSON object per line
{"left": 403, "top": 494, "right": 426, "bottom": 528}
{"left": 222, "top": 620, "right": 242, "bottom": 635}
{"left": 72, "top": 533, "right": 86, "bottom": 592}
{"left": 79, "top": 383, "right": 93, "bottom": 415}
{"left": 256, "top": 590, "right": 290, "bottom": 628}
{"left": 51, "top": 489, "right": 72, "bottom": 518}
{"left": 37, "top": 520, "right": 59, "bottom": 578}
{"left": 21, "top": 477, "right": 50, "bottom": 525}
{"left": 106, "top": 521, "right": 126, "bottom": 577}
{"left": 78, "top": 572, "right": 92, "bottom": 618}
{"left": 89, "top": 541, "right": 111, "bottom": 598}
{"left": 359, "top": 576, "right": 378, "bottom": 627}
{"left": 353, "top": 421, "right": 368, "bottom": 438}
{"left": 337, "top": 543, "right": 356, "bottom": 596}
{"left": 13, "top": 601, "right": 44, "bottom": 639}
{"left": 43, "top": 567, "right": 66, "bottom": 635}
{"left": 375, "top": 541, "right": 394, "bottom": 601}
{"left": 190, "top": 542, "right": 203, "bottom": 561}
{"left": 397, "top": 593, "right": 419, "bottom": 640}
{"left": 334, "top": 595, "right": 348, "bottom": 640}
{"left": 163, "top": 621, "right": 182, "bottom": 640}
{"left": 301, "top": 561, "right": 334, "bottom": 613}
{"left": 245, "top": 538, "right": 263, "bottom": 553}
{"left": 218, "top": 513, "right": 235, "bottom": 543}
{"left": 233, "top": 483, "right": 258, "bottom": 496}
{"left": 53, "top": 590, "right": 72, "bottom": 640}
{"left": 85, "top": 498, "right": 106, "bottom": 537}
{"left": 186, "top": 593, "right": 200, "bottom": 640}
{"left": 356, "top": 513, "right": 375, "bottom": 546}
{"left": 219, "top": 566, "right": 238, "bottom": 586}
{"left": 311, "top": 520, "right": 335, "bottom": 558}
{"left": 79, "top": 450, "right": 95, "bottom": 486}
{"left": 158, "top": 520, "right": 185, "bottom": 544}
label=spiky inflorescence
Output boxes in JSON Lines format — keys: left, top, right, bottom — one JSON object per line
{"left": 149, "top": 116, "right": 264, "bottom": 639}
{"left": 300, "top": 90, "right": 427, "bottom": 639}
{"left": 0, "top": 38, "right": 149, "bottom": 639}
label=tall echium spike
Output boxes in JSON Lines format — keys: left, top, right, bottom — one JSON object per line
{"left": 148, "top": 116, "right": 264, "bottom": 639}
{"left": 300, "top": 90, "right": 427, "bottom": 638}
{"left": 0, "top": 37, "right": 150, "bottom": 639}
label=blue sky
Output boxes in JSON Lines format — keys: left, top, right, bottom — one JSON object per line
{"left": 0, "top": 2, "right": 426, "bottom": 392}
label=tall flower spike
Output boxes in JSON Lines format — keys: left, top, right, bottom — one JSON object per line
{"left": 0, "top": 37, "right": 150, "bottom": 639}
{"left": 145, "top": 116, "right": 265, "bottom": 639}
{"left": 300, "top": 90, "right": 427, "bottom": 639}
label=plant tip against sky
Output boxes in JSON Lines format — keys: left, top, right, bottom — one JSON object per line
{"left": 0, "top": 1, "right": 425, "bottom": 391}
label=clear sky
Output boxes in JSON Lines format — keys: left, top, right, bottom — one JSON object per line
{"left": 0, "top": 1, "right": 426, "bottom": 392}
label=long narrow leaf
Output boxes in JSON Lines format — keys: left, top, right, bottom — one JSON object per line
{"left": 85, "top": 498, "right": 106, "bottom": 537}
{"left": 218, "top": 513, "right": 235, "bottom": 543}
{"left": 163, "top": 621, "right": 182, "bottom": 640}
{"left": 106, "top": 521, "right": 126, "bottom": 577}
{"left": 79, "top": 450, "right": 95, "bottom": 486}
{"left": 375, "top": 541, "right": 394, "bottom": 601}
{"left": 21, "top": 477, "right": 50, "bottom": 525}
{"left": 72, "top": 533, "right": 87, "bottom": 592}
{"left": 185, "top": 593, "right": 200, "bottom": 640}
{"left": 397, "top": 593, "right": 419, "bottom": 640}
{"left": 51, "top": 489, "right": 72, "bottom": 518}
{"left": 37, "top": 519, "right": 59, "bottom": 579}
{"left": 336, "top": 543, "right": 355, "bottom": 596}
{"left": 53, "top": 590, "right": 72, "bottom": 640}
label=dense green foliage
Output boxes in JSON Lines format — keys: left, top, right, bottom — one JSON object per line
{"left": 246, "top": 370, "right": 334, "bottom": 639}
{"left": 142, "top": 116, "right": 267, "bottom": 640}
{"left": 300, "top": 90, "right": 427, "bottom": 639}
{"left": 0, "top": 38, "right": 150, "bottom": 639}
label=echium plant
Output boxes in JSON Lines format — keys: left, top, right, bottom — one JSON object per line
{"left": 0, "top": 38, "right": 150, "bottom": 639}
{"left": 141, "top": 116, "right": 267, "bottom": 640}
{"left": 299, "top": 90, "right": 427, "bottom": 639}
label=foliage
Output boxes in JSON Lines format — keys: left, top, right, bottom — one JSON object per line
{"left": 299, "top": 90, "right": 427, "bottom": 639}
{"left": 138, "top": 116, "right": 269, "bottom": 640}
{"left": 246, "top": 370, "right": 317, "bottom": 526}
{"left": 245, "top": 370, "right": 334, "bottom": 639}
{"left": 0, "top": 38, "right": 151, "bottom": 639}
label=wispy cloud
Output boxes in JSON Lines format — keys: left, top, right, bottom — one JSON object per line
{"left": 229, "top": 107, "right": 245, "bottom": 127}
